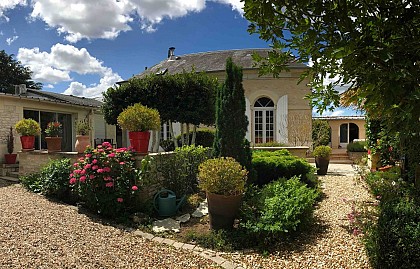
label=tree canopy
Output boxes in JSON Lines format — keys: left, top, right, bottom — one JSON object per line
{"left": 244, "top": 0, "right": 420, "bottom": 129}
{"left": 0, "top": 50, "right": 42, "bottom": 93}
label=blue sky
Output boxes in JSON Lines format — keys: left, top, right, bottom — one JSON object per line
{"left": 0, "top": 0, "right": 361, "bottom": 116}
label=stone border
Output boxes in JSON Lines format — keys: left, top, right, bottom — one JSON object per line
{"left": 132, "top": 230, "right": 244, "bottom": 269}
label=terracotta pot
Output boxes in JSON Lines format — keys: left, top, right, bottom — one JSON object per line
{"left": 4, "top": 154, "right": 17, "bottom": 164}
{"left": 315, "top": 156, "right": 330, "bottom": 175}
{"left": 128, "top": 131, "right": 150, "bottom": 153}
{"left": 45, "top": 137, "right": 62, "bottom": 152}
{"left": 20, "top": 136, "right": 35, "bottom": 151}
{"left": 207, "top": 192, "right": 242, "bottom": 230}
{"left": 75, "top": 135, "right": 90, "bottom": 153}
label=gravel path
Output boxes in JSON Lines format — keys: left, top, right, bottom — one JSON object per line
{"left": 0, "top": 164, "right": 373, "bottom": 269}
{"left": 0, "top": 180, "right": 220, "bottom": 269}
{"left": 222, "top": 164, "right": 373, "bottom": 269}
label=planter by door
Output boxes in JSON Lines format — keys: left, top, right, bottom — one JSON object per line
{"left": 20, "top": 136, "right": 35, "bottom": 151}
{"left": 128, "top": 131, "right": 150, "bottom": 153}
{"left": 315, "top": 157, "right": 330, "bottom": 175}
{"left": 75, "top": 135, "right": 90, "bottom": 153}
{"left": 45, "top": 137, "right": 62, "bottom": 152}
{"left": 207, "top": 192, "right": 242, "bottom": 230}
{"left": 4, "top": 154, "right": 17, "bottom": 164}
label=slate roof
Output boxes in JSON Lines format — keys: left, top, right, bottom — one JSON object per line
{"left": 0, "top": 89, "right": 102, "bottom": 108}
{"left": 134, "top": 48, "right": 308, "bottom": 79}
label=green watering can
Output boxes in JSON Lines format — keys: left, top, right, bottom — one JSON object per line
{"left": 154, "top": 189, "right": 186, "bottom": 217}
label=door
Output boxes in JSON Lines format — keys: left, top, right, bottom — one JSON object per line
{"left": 253, "top": 97, "right": 275, "bottom": 144}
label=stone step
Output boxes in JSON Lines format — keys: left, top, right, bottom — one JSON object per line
{"left": 0, "top": 176, "right": 19, "bottom": 183}
{"left": 307, "top": 158, "right": 354, "bottom": 164}
{"left": 8, "top": 172, "right": 19, "bottom": 178}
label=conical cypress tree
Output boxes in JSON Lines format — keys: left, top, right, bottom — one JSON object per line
{"left": 213, "top": 57, "right": 252, "bottom": 173}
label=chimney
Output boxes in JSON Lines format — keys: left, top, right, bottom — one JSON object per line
{"left": 14, "top": 84, "right": 27, "bottom": 95}
{"left": 168, "top": 47, "right": 175, "bottom": 60}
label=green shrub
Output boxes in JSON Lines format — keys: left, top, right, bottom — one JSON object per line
{"left": 312, "top": 119, "right": 331, "bottom": 148}
{"left": 312, "top": 145, "right": 332, "bottom": 158}
{"left": 255, "top": 141, "right": 287, "bottom": 147}
{"left": 240, "top": 176, "right": 319, "bottom": 238}
{"left": 20, "top": 172, "right": 42, "bottom": 193}
{"left": 364, "top": 168, "right": 409, "bottom": 202}
{"left": 252, "top": 150, "right": 315, "bottom": 186}
{"left": 160, "top": 138, "right": 175, "bottom": 152}
{"left": 365, "top": 196, "right": 420, "bottom": 269}
{"left": 117, "top": 103, "right": 160, "bottom": 131}
{"left": 253, "top": 149, "right": 291, "bottom": 157}
{"left": 15, "top": 118, "right": 41, "bottom": 136}
{"left": 148, "top": 145, "right": 211, "bottom": 196}
{"left": 347, "top": 141, "right": 367, "bottom": 152}
{"left": 40, "top": 158, "right": 72, "bottom": 199}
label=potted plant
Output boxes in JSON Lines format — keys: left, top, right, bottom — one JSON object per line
{"left": 117, "top": 103, "right": 160, "bottom": 153}
{"left": 198, "top": 157, "right": 247, "bottom": 230}
{"left": 313, "top": 145, "right": 332, "bottom": 175}
{"left": 4, "top": 126, "right": 17, "bottom": 164}
{"left": 15, "top": 118, "right": 41, "bottom": 151}
{"left": 45, "top": 121, "right": 62, "bottom": 152}
{"left": 75, "top": 119, "right": 91, "bottom": 153}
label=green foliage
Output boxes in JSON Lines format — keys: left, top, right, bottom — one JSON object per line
{"left": 19, "top": 172, "right": 42, "bottom": 193}
{"left": 312, "top": 145, "right": 332, "bottom": 158}
{"left": 198, "top": 157, "right": 247, "bottom": 196}
{"left": 365, "top": 196, "right": 420, "bottom": 269}
{"left": 15, "top": 118, "right": 41, "bottom": 136}
{"left": 102, "top": 71, "right": 218, "bottom": 126}
{"left": 7, "top": 126, "right": 14, "bottom": 154}
{"left": 213, "top": 57, "right": 253, "bottom": 174}
{"left": 347, "top": 141, "right": 367, "bottom": 152}
{"left": 70, "top": 143, "right": 141, "bottom": 218}
{"left": 147, "top": 145, "right": 212, "bottom": 196}
{"left": 312, "top": 119, "right": 331, "bottom": 148}
{"left": 117, "top": 103, "right": 161, "bottom": 131}
{"left": 44, "top": 121, "right": 62, "bottom": 137}
{"left": 185, "top": 230, "right": 233, "bottom": 252}
{"left": 75, "top": 120, "right": 91, "bottom": 135}
{"left": 40, "top": 158, "right": 72, "bottom": 199}
{"left": 252, "top": 150, "right": 315, "bottom": 186}
{"left": 0, "top": 50, "right": 42, "bottom": 93}
{"left": 255, "top": 141, "right": 287, "bottom": 147}
{"left": 176, "top": 129, "right": 215, "bottom": 148}
{"left": 240, "top": 177, "right": 318, "bottom": 238}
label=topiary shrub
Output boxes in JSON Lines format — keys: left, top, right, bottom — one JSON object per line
{"left": 252, "top": 150, "right": 315, "bottom": 186}
{"left": 240, "top": 176, "right": 319, "bottom": 239}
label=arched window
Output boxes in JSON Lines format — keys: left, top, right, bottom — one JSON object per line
{"left": 253, "top": 97, "right": 275, "bottom": 144}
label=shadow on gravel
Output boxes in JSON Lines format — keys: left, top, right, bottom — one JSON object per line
{"left": 0, "top": 179, "right": 18, "bottom": 188}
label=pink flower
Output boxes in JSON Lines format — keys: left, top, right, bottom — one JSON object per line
{"left": 98, "top": 149, "right": 104, "bottom": 153}
{"left": 97, "top": 168, "right": 104, "bottom": 173}
{"left": 89, "top": 175, "right": 95, "bottom": 179}
{"left": 84, "top": 163, "right": 92, "bottom": 169}
{"left": 117, "top": 197, "right": 123, "bottom": 203}
{"left": 69, "top": 178, "right": 77, "bottom": 184}
{"left": 74, "top": 169, "right": 81, "bottom": 174}
{"left": 80, "top": 169, "right": 86, "bottom": 175}
{"left": 103, "top": 167, "right": 111, "bottom": 173}
{"left": 119, "top": 162, "right": 125, "bottom": 165}
{"left": 79, "top": 176, "right": 87, "bottom": 182}
{"left": 107, "top": 153, "right": 115, "bottom": 158}
{"left": 97, "top": 145, "right": 102, "bottom": 149}
{"left": 92, "top": 159, "right": 98, "bottom": 164}
{"left": 132, "top": 185, "right": 138, "bottom": 191}
{"left": 92, "top": 165, "right": 98, "bottom": 170}
{"left": 78, "top": 157, "right": 84, "bottom": 162}
{"left": 104, "top": 176, "right": 112, "bottom": 181}
{"left": 102, "top": 142, "right": 111, "bottom": 148}
{"left": 116, "top": 148, "right": 127, "bottom": 153}
{"left": 85, "top": 153, "right": 92, "bottom": 158}
{"left": 69, "top": 173, "right": 74, "bottom": 178}
{"left": 73, "top": 162, "right": 79, "bottom": 167}
{"left": 105, "top": 182, "right": 114, "bottom": 187}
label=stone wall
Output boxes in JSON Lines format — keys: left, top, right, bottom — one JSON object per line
{"left": 18, "top": 151, "right": 82, "bottom": 176}
{"left": 0, "top": 104, "right": 19, "bottom": 163}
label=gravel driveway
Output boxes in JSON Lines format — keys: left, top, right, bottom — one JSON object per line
{"left": 0, "top": 164, "right": 372, "bottom": 268}
{"left": 0, "top": 180, "right": 219, "bottom": 269}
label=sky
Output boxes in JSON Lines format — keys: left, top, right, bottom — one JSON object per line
{"left": 0, "top": 0, "right": 361, "bottom": 117}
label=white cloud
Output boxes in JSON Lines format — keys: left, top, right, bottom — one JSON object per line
{"left": 6, "top": 35, "right": 18, "bottom": 45}
{"left": 0, "top": 0, "right": 27, "bottom": 21}
{"left": 45, "top": 84, "right": 54, "bottom": 88}
{"left": 26, "top": 0, "right": 242, "bottom": 42}
{"left": 17, "top": 43, "right": 122, "bottom": 98}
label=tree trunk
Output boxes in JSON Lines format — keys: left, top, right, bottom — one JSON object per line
{"left": 191, "top": 125, "right": 197, "bottom": 145}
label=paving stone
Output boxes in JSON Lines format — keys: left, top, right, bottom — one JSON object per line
{"left": 182, "top": 243, "right": 196, "bottom": 250}
{"left": 192, "top": 199, "right": 208, "bottom": 218}
{"left": 162, "top": 238, "right": 176, "bottom": 246}
{"left": 152, "top": 218, "right": 180, "bottom": 233}
{"left": 172, "top": 241, "right": 184, "bottom": 249}
{"left": 221, "top": 260, "right": 239, "bottom": 269}
{"left": 176, "top": 213, "right": 191, "bottom": 223}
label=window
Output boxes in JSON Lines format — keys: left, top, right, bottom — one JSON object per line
{"left": 253, "top": 97, "right": 275, "bottom": 144}
{"left": 160, "top": 122, "right": 172, "bottom": 141}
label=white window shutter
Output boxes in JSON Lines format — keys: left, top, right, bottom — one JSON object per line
{"left": 276, "top": 95, "right": 288, "bottom": 144}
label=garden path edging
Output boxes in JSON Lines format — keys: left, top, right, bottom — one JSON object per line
{"left": 132, "top": 230, "right": 244, "bottom": 269}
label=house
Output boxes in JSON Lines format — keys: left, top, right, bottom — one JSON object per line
{"left": 313, "top": 116, "right": 366, "bottom": 149}
{"left": 131, "top": 48, "right": 312, "bottom": 147}
{"left": 0, "top": 85, "right": 116, "bottom": 163}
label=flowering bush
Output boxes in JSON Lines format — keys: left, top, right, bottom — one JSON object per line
{"left": 45, "top": 121, "right": 62, "bottom": 137}
{"left": 70, "top": 142, "right": 141, "bottom": 217}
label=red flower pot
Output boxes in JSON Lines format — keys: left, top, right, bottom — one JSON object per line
{"left": 128, "top": 131, "right": 150, "bottom": 153}
{"left": 20, "top": 136, "right": 35, "bottom": 151}
{"left": 4, "top": 154, "right": 17, "bottom": 164}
